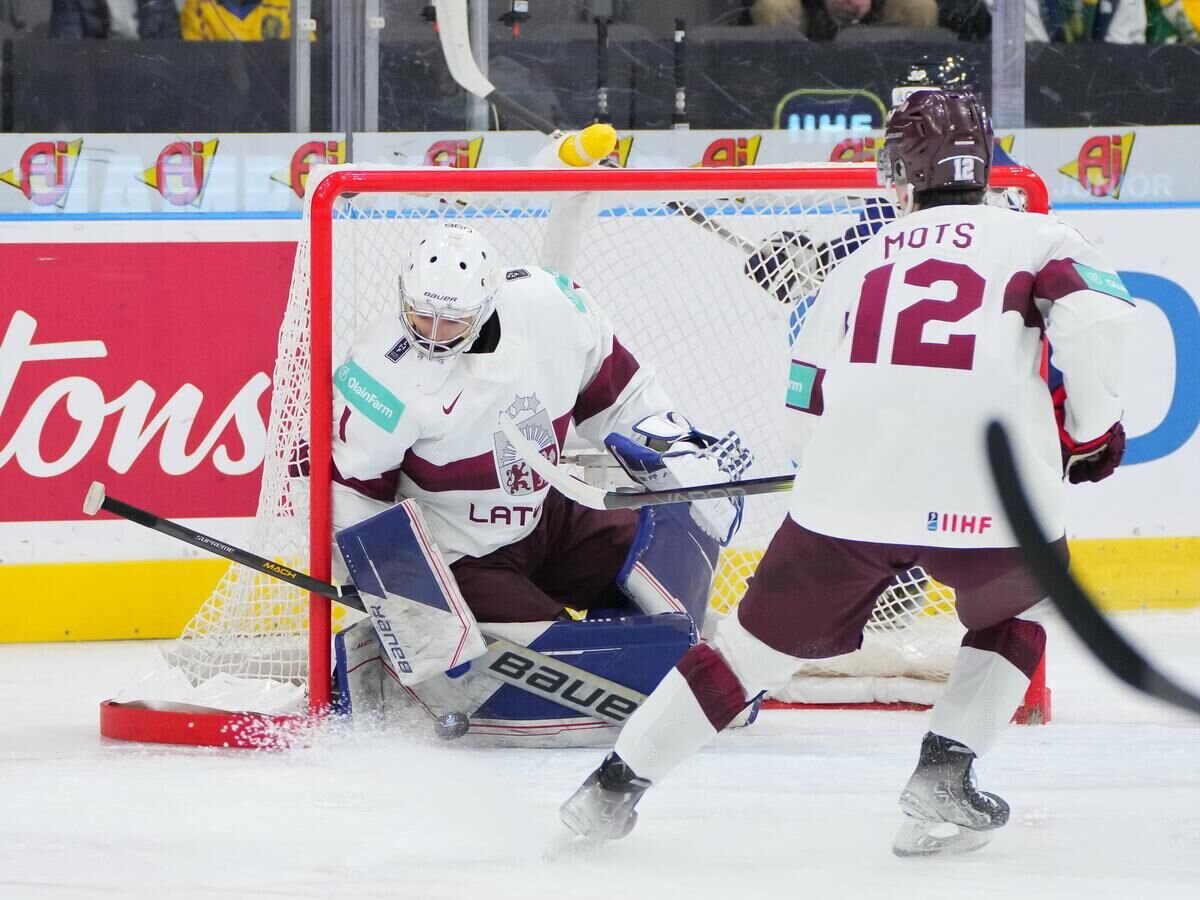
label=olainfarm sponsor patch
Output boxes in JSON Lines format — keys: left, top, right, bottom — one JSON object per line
{"left": 1073, "top": 263, "right": 1133, "bottom": 303}
{"left": 544, "top": 269, "right": 588, "bottom": 313}
{"left": 335, "top": 360, "right": 404, "bottom": 432}
{"left": 785, "top": 360, "right": 824, "bottom": 414}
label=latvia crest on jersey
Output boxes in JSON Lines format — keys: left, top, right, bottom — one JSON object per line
{"left": 494, "top": 394, "right": 558, "bottom": 496}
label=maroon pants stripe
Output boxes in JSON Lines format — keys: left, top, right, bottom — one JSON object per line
{"left": 964, "top": 618, "right": 1047, "bottom": 679}
{"left": 675, "top": 643, "right": 749, "bottom": 731}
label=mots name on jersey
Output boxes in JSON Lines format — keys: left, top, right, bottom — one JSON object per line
{"left": 884, "top": 222, "right": 975, "bottom": 260}
{"left": 469, "top": 502, "right": 542, "bottom": 526}
{"left": 927, "top": 511, "right": 994, "bottom": 534}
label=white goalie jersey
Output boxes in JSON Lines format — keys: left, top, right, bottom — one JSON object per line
{"left": 331, "top": 266, "right": 672, "bottom": 561}
{"left": 784, "top": 202, "right": 1135, "bottom": 548}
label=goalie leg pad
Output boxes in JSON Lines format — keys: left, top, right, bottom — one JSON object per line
{"left": 617, "top": 505, "right": 720, "bottom": 623}
{"left": 336, "top": 499, "right": 486, "bottom": 685}
{"left": 333, "top": 612, "right": 696, "bottom": 748}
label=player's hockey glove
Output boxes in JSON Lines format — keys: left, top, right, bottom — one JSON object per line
{"left": 1053, "top": 386, "right": 1126, "bottom": 484}
{"left": 744, "top": 231, "right": 828, "bottom": 306}
{"left": 606, "top": 412, "right": 753, "bottom": 545}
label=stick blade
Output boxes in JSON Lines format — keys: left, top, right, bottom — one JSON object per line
{"left": 499, "top": 418, "right": 610, "bottom": 510}
{"left": 83, "top": 481, "right": 107, "bottom": 517}
{"left": 436, "top": 0, "right": 498, "bottom": 100}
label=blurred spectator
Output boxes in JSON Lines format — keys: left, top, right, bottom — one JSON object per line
{"left": 0, "top": 0, "right": 25, "bottom": 36}
{"left": 1041, "top": 0, "right": 1147, "bottom": 41}
{"left": 981, "top": 0, "right": 1146, "bottom": 42}
{"left": 984, "top": 0, "right": 1050, "bottom": 39}
{"left": 938, "top": 0, "right": 993, "bottom": 39}
{"left": 180, "top": 0, "right": 291, "bottom": 40}
{"left": 751, "top": 0, "right": 938, "bottom": 38}
{"left": 50, "top": 0, "right": 180, "bottom": 36}
{"left": 1148, "top": 0, "right": 1200, "bottom": 41}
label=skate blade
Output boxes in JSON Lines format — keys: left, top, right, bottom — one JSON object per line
{"left": 542, "top": 826, "right": 606, "bottom": 863}
{"left": 892, "top": 818, "right": 994, "bottom": 858}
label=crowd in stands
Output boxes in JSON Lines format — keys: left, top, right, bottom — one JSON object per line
{"left": 0, "top": 0, "right": 1193, "bottom": 44}
{"left": 749, "top": 0, "right": 1198, "bottom": 42}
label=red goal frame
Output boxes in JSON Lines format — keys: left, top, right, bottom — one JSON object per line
{"left": 100, "top": 164, "right": 1050, "bottom": 747}
{"left": 307, "top": 164, "right": 1050, "bottom": 712}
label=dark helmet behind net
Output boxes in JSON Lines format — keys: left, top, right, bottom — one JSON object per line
{"left": 892, "top": 55, "right": 978, "bottom": 109}
{"left": 877, "top": 89, "right": 994, "bottom": 196}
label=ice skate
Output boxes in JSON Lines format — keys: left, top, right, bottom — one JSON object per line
{"left": 558, "top": 752, "right": 650, "bottom": 842}
{"left": 893, "top": 732, "right": 1010, "bottom": 857}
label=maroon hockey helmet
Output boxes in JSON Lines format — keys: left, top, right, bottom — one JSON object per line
{"left": 878, "top": 89, "right": 994, "bottom": 196}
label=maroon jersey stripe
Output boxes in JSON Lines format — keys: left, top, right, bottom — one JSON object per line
{"left": 403, "top": 448, "right": 498, "bottom": 492}
{"left": 575, "top": 337, "right": 640, "bottom": 425}
{"left": 331, "top": 459, "right": 400, "bottom": 502}
{"left": 1001, "top": 270, "right": 1044, "bottom": 331}
{"left": 1033, "top": 257, "right": 1090, "bottom": 303}
{"left": 401, "top": 411, "right": 573, "bottom": 493}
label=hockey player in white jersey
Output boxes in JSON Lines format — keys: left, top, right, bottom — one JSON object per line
{"left": 559, "top": 90, "right": 1134, "bottom": 854}
{"left": 331, "top": 220, "right": 751, "bottom": 625}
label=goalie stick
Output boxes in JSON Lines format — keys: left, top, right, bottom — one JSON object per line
{"left": 82, "top": 482, "right": 647, "bottom": 726}
{"left": 434, "top": 0, "right": 765, "bottom": 259}
{"left": 986, "top": 422, "right": 1200, "bottom": 716}
{"left": 436, "top": 0, "right": 565, "bottom": 140}
{"left": 500, "top": 418, "right": 793, "bottom": 511}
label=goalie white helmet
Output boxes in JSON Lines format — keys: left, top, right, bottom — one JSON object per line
{"left": 400, "top": 222, "right": 501, "bottom": 359}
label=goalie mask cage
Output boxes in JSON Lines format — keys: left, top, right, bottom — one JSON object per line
{"left": 100, "top": 164, "right": 1051, "bottom": 747}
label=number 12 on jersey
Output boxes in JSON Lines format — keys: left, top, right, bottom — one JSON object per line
{"left": 849, "top": 259, "right": 986, "bottom": 371}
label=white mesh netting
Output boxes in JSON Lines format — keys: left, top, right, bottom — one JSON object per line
{"left": 162, "top": 168, "right": 1015, "bottom": 708}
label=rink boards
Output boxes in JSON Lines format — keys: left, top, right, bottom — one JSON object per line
{"left": 1, "top": 205, "right": 1197, "bottom": 642}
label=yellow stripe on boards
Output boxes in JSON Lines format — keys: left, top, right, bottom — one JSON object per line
{"left": 1, "top": 536, "right": 1195, "bottom": 643}
{"left": 710, "top": 536, "right": 1200, "bottom": 617}
{"left": 1068, "top": 536, "right": 1200, "bottom": 611}
{"left": 0, "top": 559, "right": 228, "bottom": 642}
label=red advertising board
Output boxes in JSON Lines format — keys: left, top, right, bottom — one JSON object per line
{"left": 0, "top": 241, "right": 295, "bottom": 522}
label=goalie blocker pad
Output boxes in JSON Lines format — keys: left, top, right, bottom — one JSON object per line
{"left": 335, "top": 499, "right": 486, "bottom": 685}
{"left": 335, "top": 612, "right": 696, "bottom": 748}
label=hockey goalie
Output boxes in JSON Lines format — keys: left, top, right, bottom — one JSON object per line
{"left": 327, "top": 216, "right": 755, "bottom": 747}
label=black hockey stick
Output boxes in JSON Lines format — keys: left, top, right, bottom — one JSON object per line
{"left": 986, "top": 421, "right": 1200, "bottom": 715}
{"left": 82, "top": 481, "right": 366, "bottom": 610}
{"left": 672, "top": 17, "right": 688, "bottom": 131}
{"left": 594, "top": 15, "right": 611, "bottom": 125}
{"left": 82, "top": 482, "right": 647, "bottom": 725}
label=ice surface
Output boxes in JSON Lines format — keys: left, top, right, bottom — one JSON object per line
{"left": 2, "top": 611, "right": 1198, "bottom": 899}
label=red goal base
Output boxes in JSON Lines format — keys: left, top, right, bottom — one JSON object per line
{"left": 99, "top": 700, "right": 314, "bottom": 749}
{"left": 99, "top": 661, "right": 1052, "bottom": 748}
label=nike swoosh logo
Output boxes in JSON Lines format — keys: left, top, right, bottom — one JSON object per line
{"left": 442, "top": 390, "right": 464, "bottom": 415}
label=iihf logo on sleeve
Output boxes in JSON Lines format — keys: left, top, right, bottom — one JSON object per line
{"left": 928, "top": 511, "right": 993, "bottom": 534}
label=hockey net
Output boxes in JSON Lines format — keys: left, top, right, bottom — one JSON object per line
{"left": 152, "top": 164, "right": 1051, "bottom": 722}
